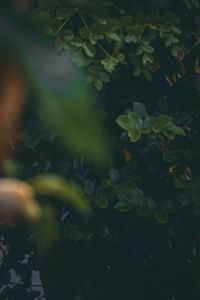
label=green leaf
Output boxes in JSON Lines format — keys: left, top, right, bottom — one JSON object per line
{"left": 60, "top": 29, "right": 74, "bottom": 42}
{"left": 114, "top": 200, "right": 133, "bottom": 212}
{"left": 142, "top": 116, "right": 154, "bottom": 133}
{"left": 162, "top": 130, "right": 176, "bottom": 139}
{"left": 154, "top": 211, "right": 169, "bottom": 224}
{"left": 165, "top": 36, "right": 179, "bottom": 47}
{"left": 143, "top": 44, "right": 154, "bottom": 53}
{"left": 152, "top": 115, "right": 172, "bottom": 131}
{"left": 170, "top": 124, "right": 186, "bottom": 136}
{"left": 70, "top": 51, "right": 92, "bottom": 67}
{"left": 125, "top": 34, "right": 137, "bottom": 43}
{"left": 117, "top": 113, "right": 143, "bottom": 130}
{"left": 22, "top": 133, "right": 41, "bottom": 149}
{"left": 39, "top": 82, "right": 108, "bottom": 162}
{"left": 116, "top": 184, "right": 145, "bottom": 207}
{"left": 31, "top": 174, "right": 91, "bottom": 214}
{"left": 101, "top": 56, "right": 118, "bottom": 73}
{"left": 171, "top": 46, "right": 179, "bottom": 57}
{"left": 142, "top": 53, "right": 154, "bottom": 65}
{"left": 88, "top": 65, "right": 100, "bottom": 75}
{"left": 136, "top": 207, "right": 150, "bottom": 218}
{"left": 136, "top": 46, "right": 143, "bottom": 56}
{"left": 79, "top": 27, "right": 90, "bottom": 39}
{"left": 84, "top": 180, "right": 95, "bottom": 196}
{"left": 142, "top": 70, "right": 153, "bottom": 81}
{"left": 85, "top": 74, "right": 96, "bottom": 84}
{"left": 128, "top": 129, "right": 142, "bottom": 142}
{"left": 133, "top": 102, "right": 148, "bottom": 119}
{"left": 116, "top": 115, "right": 135, "bottom": 130}
{"left": 70, "top": 37, "right": 83, "bottom": 47}
{"left": 109, "top": 168, "right": 120, "bottom": 183}
{"left": 117, "top": 113, "right": 143, "bottom": 142}
{"left": 83, "top": 44, "right": 96, "bottom": 57}
{"left": 106, "top": 32, "right": 121, "bottom": 42}
{"left": 33, "top": 206, "right": 56, "bottom": 249}
{"left": 158, "top": 115, "right": 173, "bottom": 126}
{"left": 133, "top": 66, "right": 142, "bottom": 76}
{"left": 171, "top": 26, "right": 181, "bottom": 34}
{"left": 67, "top": 230, "right": 86, "bottom": 241}
{"left": 127, "top": 112, "right": 143, "bottom": 128}
{"left": 95, "top": 78, "right": 103, "bottom": 90}
{"left": 95, "top": 197, "right": 109, "bottom": 208}
{"left": 99, "top": 72, "right": 110, "bottom": 83}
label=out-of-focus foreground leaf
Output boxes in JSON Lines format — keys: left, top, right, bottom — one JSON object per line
{"left": 31, "top": 174, "right": 91, "bottom": 214}
{"left": 0, "top": 11, "right": 108, "bottom": 163}
{"left": 0, "top": 65, "right": 26, "bottom": 162}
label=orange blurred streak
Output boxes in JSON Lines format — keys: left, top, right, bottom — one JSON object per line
{"left": 123, "top": 148, "right": 133, "bottom": 162}
{"left": 0, "top": 67, "right": 26, "bottom": 164}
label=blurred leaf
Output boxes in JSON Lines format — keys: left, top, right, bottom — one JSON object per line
{"left": 116, "top": 112, "right": 143, "bottom": 130}
{"left": 114, "top": 200, "right": 133, "bottom": 212}
{"left": 128, "top": 129, "right": 142, "bottom": 142}
{"left": 116, "top": 184, "right": 145, "bottom": 207}
{"left": 31, "top": 174, "right": 91, "bottom": 213}
{"left": 136, "top": 207, "right": 150, "bottom": 218}
{"left": 154, "top": 210, "right": 169, "bottom": 223}
{"left": 39, "top": 86, "right": 108, "bottom": 163}
{"left": 83, "top": 43, "right": 96, "bottom": 57}
{"left": 95, "top": 196, "right": 109, "bottom": 208}
{"left": 22, "top": 133, "right": 41, "bottom": 148}
{"left": 109, "top": 168, "right": 120, "bottom": 183}
{"left": 0, "top": 14, "right": 108, "bottom": 164}
{"left": 31, "top": 205, "right": 57, "bottom": 249}
{"left": 152, "top": 114, "right": 172, "bottom": 131}
{"left": 84, "top": 180, "right": 95, "bottom": 195}
{"left": 133, "top": 102, "right": 148, "bottom": 120}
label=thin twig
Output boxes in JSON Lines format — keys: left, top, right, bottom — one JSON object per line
{"left": 79, "top": 13, "right": 113, "bottom": 59}
{"left": 55, "top": 16, "right": 72, "bottom": 35}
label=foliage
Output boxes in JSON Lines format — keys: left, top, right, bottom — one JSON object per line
{"left": 1, "top": 0, "right": 200, "bottom": 299}
{"left": 0, "top": 11, "right": 108, "bottom": 162}
{"left": 117, "top": 110, "right": 185, "bottom": 142}
{"left": 31, "top": 173, "right": 90, "bottom": 213}
{"left": 31, "top": 0, "right": 199, "bottom": 89}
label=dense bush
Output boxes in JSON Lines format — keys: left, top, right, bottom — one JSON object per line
{"left": 31, "top": 0, "right": 200, "bottom": 225}
{"left": 1, "top": 0, "right": 200, "bottom": 299}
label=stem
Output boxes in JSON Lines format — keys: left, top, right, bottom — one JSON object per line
{"left": 79, "top": 13, "right": 89, "bottom": 29}
{"left": 97, "top": 41, "right": 113, "bottom": 59}
{"left": 55, "top": 16, "right": 71, "bottom": 35}
{"left": 96, "top": 1, "right": 125, "bottom": 15}
{"left": 107, "top": 1, "right": 125, "bottom": 14}
{"left": 79, "top": 13, "right": 113, "bottom": 59}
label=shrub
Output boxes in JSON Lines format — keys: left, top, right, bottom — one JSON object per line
{"left": 1, "top": 1, "right": 200, "bottom": 299}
